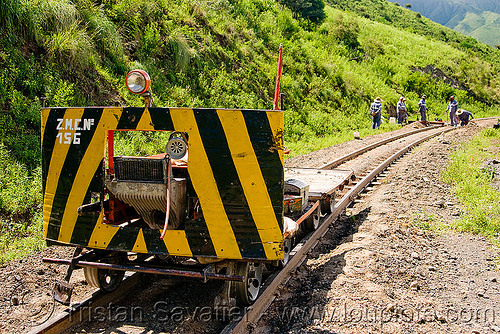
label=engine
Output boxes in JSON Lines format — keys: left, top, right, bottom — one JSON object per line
{"left": 106, "top": 156, "right": 187, "bottom": 230}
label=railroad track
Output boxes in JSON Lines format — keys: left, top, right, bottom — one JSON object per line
{"left": 31, "top": 121, "right": 497, "bottom": 334}
{"left": 221, "top": 124, "right": 458, "bottom": 334}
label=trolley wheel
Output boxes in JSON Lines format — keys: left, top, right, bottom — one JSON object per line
{"left": 280, "top": 238, "right": 292, "bottom": 267}
{"left": 305, "top": 205, "right": 321, "bottom": 230}
{"left": 234, "top": 262, "right": 263, "bottom": 305}
{"left": 83, "top": 252, "right": 126, "bottom": 293}
{"left": 83, "top": 266, "right": 125, "bottom": 293}
{"left": 83, "top": 267, "right": 99, "bottom": 288}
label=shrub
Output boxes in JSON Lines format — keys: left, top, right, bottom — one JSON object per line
{"left": 280, "top": 0, "right": 326, "bottom": 23}
{"left": 329, "top": 13, "right": 360, "bottom": 49}
{"left": 0, "top": 145, "right": 41, "bottom": 215}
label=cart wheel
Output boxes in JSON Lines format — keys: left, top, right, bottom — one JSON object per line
{"left": 83, "top": 252, "right": 126, "bottom": 293}
{"left": 305, "top": 205, "right": 321, "bottom": 230}
{"left": 84, "top": 266, "right": 125, "bottom": 293}
{"left": 234, "top": 262, "right": 263, "bottom": 305}
{"left": 97, "top": 268, "right": 125, "bottom": 293}
{"left": 83, "top": 267, "right": 99, "bottom": 288}
{"left": 281, "top": 238, "right": 292, "bottom": 267}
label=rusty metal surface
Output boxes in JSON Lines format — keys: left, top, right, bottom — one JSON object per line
{"left": 42, "top": 258, "right": 245, "bottom": 281}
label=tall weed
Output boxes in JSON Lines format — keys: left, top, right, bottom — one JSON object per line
{"left": 46, "top": 21, "right": 95, "bottom": 69}
{"left": 442, "top": 129, "right": 500, "bottom": 241}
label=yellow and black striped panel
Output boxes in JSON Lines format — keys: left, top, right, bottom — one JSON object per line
{"left": 41, "top": 107, "right": 284, "bottom": 260}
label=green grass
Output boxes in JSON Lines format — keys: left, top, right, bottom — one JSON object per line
{"left": 0, "top": 213, "right": 44, "bottom": 265}
{"left": 113, "top": 131, "right": 171, "bottom": 157}
{"left": 286, "top": 121, "right": 400, "bottom": 157}
{"left": 0, "top": 144, "right": 43, "bottom": 265}
{"left": 441, "top": 128, "right": 500, "bottom": 242}
{"left": 412, "top": 212, "right": 449, "bottom": 232}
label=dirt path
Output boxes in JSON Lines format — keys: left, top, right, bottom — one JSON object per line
{"left": 256, "top": 121, "right": 500, "bottom": 334}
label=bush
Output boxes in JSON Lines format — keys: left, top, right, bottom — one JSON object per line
{"left": 329, "top": 13, "right": 360, "bottom": 49}
{"left": 280, "top": 0, "right": 326, "bottom": 23}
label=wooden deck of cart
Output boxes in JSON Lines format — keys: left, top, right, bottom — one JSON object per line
{"left": 284, "top": 168, "right": 354, "bottom": 199}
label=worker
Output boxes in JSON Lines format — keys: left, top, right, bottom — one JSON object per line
{"left": 456, "top": 109, "right": 474, "bottom": 126}
{"left": 446, "top": 95, "right": 459, "bottom": 126}
{"left": 370, "top": 97, "right": 383, "bottom": 129}
{"left": 418, "top": 95, "right": 427, "bottom": 122}
{"left": 397, "top": 96, "right": 407, "bottom": 125}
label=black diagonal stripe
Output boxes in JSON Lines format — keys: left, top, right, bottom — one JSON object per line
{"left": 148, "top": 107, "right": 175, "bottom": 130}
{"left": 116, "top": 107, "right": 145, "bottom": 129}
{"left": 242, "top": 110, "right": 284, "bottom": 233}
{"left": 107, "top": 227, "right": 141, "bottom": 251}
{"left": 143, "top": 229, "right": 168, "bottom": 254}
{"left": 41, "top": 108, "right": 67, "bottom": 194}
{"left": 46, "top": 108, "right": 104, "bottom": 240}
{"left": 194, "top": 108, "right": 266, "bottom": 259}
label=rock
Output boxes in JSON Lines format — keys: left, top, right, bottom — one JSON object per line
{"left": 492, "top": 277, "right": 497, "bottom": 283}
{"left": 410, "top": 281, "right": 420, "bottom": 291}
{"left": 385, "top": 303, "right": 396, "bottom": 312}
{"left": 428, "top": 266, "right": 437, "bottom": 272}
{"left": 37, "top": 269, "right": 45, "bottom": 275}
{"left": 411, "top": 252, "right": 421, "bottom": 260}
{"left": 435, "top": 200, "right": 446, "bottom": 208}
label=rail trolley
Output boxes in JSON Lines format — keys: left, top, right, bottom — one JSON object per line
{"left": 42, "top": 68, "right": 343, "bottom": 307}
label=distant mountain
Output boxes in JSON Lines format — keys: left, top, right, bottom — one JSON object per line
{"left": 387, "top": 0, "right": 500, "bottom": 47}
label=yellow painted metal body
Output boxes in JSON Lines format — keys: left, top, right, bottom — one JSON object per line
{"left": 41, "top": 107, "right": 285, "bottom": 261}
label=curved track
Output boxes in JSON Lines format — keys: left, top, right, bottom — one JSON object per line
{"left": 221, "top": 124, "right": 459, "bottom": 334}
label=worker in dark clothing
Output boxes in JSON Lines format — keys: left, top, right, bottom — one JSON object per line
{"left": 456, "top": 109, "right": 474, "bottom": 126}
{"left": 397, "top": 96, "right": 407, "bottom": 125}
{"left": 418, "top": 95, "right": 427, "bottom": 122}
{"left": 370, "top": 97, "right": 383, "bottom": 129}
{"left": 446, "top": 95, "right": 459, "bottom": 126}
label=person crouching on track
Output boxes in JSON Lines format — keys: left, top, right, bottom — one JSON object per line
{"left": 370, "top": 97, "right": 383, "bottom": 129}
{"left": 446, "top": 95, "right": 459, "bottom": 126}
{"left": 397, "top": 96, "right": 407, "bottom": 125}
{"left": 456, "top": 109, "right": 474, "bottom": 126}
{"left": 418, "top": 95, "right": 427, "bottom": 122}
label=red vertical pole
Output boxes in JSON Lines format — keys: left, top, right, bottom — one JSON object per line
{"left": 108, "top": 130, "right": 114, "bottom": 174}
{"left": 273, "top": 44, "right": 283, "bottom": 110}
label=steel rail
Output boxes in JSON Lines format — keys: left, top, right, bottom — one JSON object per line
{"left": 318, "top": 125, "right": 442, "bottom": 170}
{"left": 223, "top": 126, "right": 455, "bottom": 334}
{"left": 28, "top": 273, "right": 144, "bottom": 334}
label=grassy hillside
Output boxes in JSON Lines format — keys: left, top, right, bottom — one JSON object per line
{"left": 454, "top": 11, "right": 500, "bottom": 47}
{"left": 387, "top": 0, "right": 500, "bottom": 47}
{"left": 0, "top": 0, "right": 499, "bottom": 262}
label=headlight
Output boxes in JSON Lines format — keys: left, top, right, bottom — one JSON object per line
{"left": 126, "top": 70, "right": 151, "bottom": 94}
